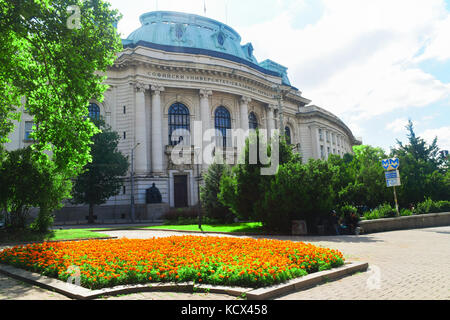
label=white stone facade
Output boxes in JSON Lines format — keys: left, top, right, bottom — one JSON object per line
{"left": 4, "top": 12, "right": 362, "bottom": 221}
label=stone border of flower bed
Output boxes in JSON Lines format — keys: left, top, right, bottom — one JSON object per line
{"left": 0, "top": 261, "right": 368, "bottom": 300}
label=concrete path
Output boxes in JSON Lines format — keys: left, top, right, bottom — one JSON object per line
{"left": 0, "top": 226, "right": 449, "bottom": 300}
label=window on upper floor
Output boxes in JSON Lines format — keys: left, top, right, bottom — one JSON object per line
{"left": 248, "top": 112, "right": 258, "bottom": 130}
{"left": 168, "top": 102, "right": 190, "bottom": 146}
{"left": 214, "top": 106, "right": 231, "bottom": 147}
{"left": 319, "top": 129, "right": 323, "bottom": 141}
{"left": 285, "top": 126, "right": 291, "bottom": 145}
{"left": 88, "top": 103, "right": 100, "bottom": 120}
{"left": 24, "top": 121, "right": 34, "bottom": 141}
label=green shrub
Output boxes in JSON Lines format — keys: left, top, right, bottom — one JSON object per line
{"left": 162, "top": 207, "right": 199, "bottom": 223}
{"left": 362, "top": 210, "right": 378, "bottom": 220}
{"left": 400, "top": 208, "right": 412, "bottom": 216}
{"left": 29, "top": 208, "right": 54, "bottom": 233}
{"left": 200, "top": 162, "right": 234, "bottom": 223}
{"left": 436, "top": 200, "right": 450, "bottom": 212}
{"left": 161, "top": 207, "right": 222, "bottom": 225}
{"left": 374, "top": 203, "right": 397, "bottom": 218}
{"left": 337, "top": 205, "right": 359, "bottom": 233}
{"left": 415, "top": 198, "right": 450, "bottom": 214}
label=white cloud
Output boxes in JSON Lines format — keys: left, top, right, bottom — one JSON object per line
{"left": 238, "top": 0, "right": 450, "bottom": 122}
{"left": 420, "top": 126, "right": 450, "bottom": 150}
{"left": 385, "top": 118, "right": 412, "bottom": 133}
{"left": 414, "top": 14, "right": 450, "bottom": 62}
{"left": 108, "top": 0, "right": 450, "bottom": 148}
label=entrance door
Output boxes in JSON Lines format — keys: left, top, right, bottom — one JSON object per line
{"left": 174, "top": 175, "right": 188, "bottom": 208}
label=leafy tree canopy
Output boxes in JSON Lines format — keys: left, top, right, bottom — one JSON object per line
{"left": 0, "top": 0, "right": 122, "bottom": 177}
{"left": 0, "top": 147, "right": 71, "bottom": 229}
{"left": 71, "top": 117, "right": 129, "bottom": 223}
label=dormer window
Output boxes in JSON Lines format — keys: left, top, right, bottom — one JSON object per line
{"left": 175, "top": 23, "right": 184, "bottom": 39}
{"left": 217, "top": 32, "right": 225, "bottom": 46}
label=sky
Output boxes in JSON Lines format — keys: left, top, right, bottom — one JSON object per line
{"left": 106, "top": 0, "right": 450, "bottom": 153}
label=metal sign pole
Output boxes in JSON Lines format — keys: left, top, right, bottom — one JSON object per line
{"left": 393, "top": 185, "right": 399, "bottom": 216}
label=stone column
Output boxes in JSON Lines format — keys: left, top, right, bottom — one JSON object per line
{"left": 134, "top": 82, "right": 149, "bottom": 174}
{"left": 240, "top": 96, "right": 251, "bottom": 132}
{"left": 199, "top": 89, "right": 212, "bottom": 169}
{"left": 312, "top": 125, "right": 321, "bottom": 159}
{"left": 266, "top": 104, "right": 276, "bottom": 138}
{"left": 151, "top": 85, "right": 165, "bottom": 174}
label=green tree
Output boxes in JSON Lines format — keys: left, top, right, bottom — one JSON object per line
{"left": 218, "top": 130, "right": 269, "bottom": 220}
{"left": 391, "top": 120, "right": 449, "bottom": 206}
{"left": 200, "top": 161, "right": 233, "bottom": 223}
{"left": 0, "top": 147, "right": 71, "bottom": 230}
{"left": 337, "top": 145, "right": 392, "bottom": 209}
{"left": 71, "top": 118, "right": 129, "bottom": 224}
{"left": 218, "top": 130, "right": 297, "bottom": 221}
{"left": 260, "top": 158, "right": 336, "bottom": 233}
{"left": 0, "top": 0, "right": 122, "bottom": 177}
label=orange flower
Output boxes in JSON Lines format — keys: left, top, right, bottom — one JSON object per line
{"left": 0, "top": 235, "right": 345, "bottom": 290}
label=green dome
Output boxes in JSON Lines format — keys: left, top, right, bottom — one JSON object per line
{"left": 123, "top": 11, "right": 292, "bottom": 86}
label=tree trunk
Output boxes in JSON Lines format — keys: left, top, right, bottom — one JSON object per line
{"left": 88, "top": 203, "right": 95, "bottom": 224}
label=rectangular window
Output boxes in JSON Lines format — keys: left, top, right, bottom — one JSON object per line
{"left": 326, "top": 131, "right": 330, "bottom": 142}
{"left": 123, "top": 185, "right": 126, "bottom": 195}
{"left": 327, "top": 146, "right": 330, "bottom": 156}
{"left": 333, "top": 148, "right": 336, "bottom": 154}
{"left": 24, "top": 121, "right": 34, "bottom": 141}
{"left": 123, "top": 106, "right": 126, "bottom": 114}
{"left": 123, "top": 131, "right": 126, "bottom": 139}
{"left": 320, "top": 145, "right": 324, "bottom": 159}
{"left": 319, "top": 129, "right": 323, "bottom": 141}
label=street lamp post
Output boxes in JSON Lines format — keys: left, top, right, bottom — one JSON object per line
{"left": 130, "top": 142, "right": 140, "bottom": 223}
{"left": 194, "top": 147, "right": 202, "bottom": 230}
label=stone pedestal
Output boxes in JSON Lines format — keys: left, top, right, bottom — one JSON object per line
{"left": 292, "top": 220, "right": 308, "bottom": 235}
{"left": 146, "top": 203, "right": 170, "bottom": 221}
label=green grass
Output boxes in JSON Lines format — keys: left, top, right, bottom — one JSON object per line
{"left": 49, "top": 229, "right": 110, "bottom": 240}
{"left": 0, "top": 228, "right": 110, "bottom": 244}
{"left": 142, "top": 222, "right": 264, "bottom": 233}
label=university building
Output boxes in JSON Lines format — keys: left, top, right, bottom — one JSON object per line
{"left": 6, "top": 11, "right": 361, "bottom": 222}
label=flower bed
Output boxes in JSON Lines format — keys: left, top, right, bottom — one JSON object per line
{"left": 0, "top": 236, "right": 345, "bottom": 290}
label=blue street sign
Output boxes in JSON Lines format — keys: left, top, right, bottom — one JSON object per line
{"left": 389, "top": 158, "right": 399, "bottom": 169}
{"left": 382, "top": 158, "right": 400, "bottom": 171}
{"left": 386, "top": 178, "right": 401, "bottom": 187}
{"left": 385, "top": 170, "right": 399, "bottom": 179}
{"left": 382, "top": 159, "right": 390, "bottom": 170}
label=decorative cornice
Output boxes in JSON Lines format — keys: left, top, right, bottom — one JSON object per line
{"left": 151, "top": 85, "right": 165, "bottom": 95}
{"left": 267, "top": 104, "right": 276, "bottom": 112}
{"left": 134, "top": 82, "right": 150, "bottom": 92}
{"left": 199, "top": 89, "right": 213, "bottom": 98}
{"left": 240, "top": 96, "right": 251, "bottom": 104}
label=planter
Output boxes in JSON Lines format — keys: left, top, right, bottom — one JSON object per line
{"left": 359, "top": 212, "right": 450, "bottom": 234}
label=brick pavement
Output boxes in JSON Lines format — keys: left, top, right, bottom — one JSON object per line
{"left": 0, "top": 226, "right": 449, "bottom": 300}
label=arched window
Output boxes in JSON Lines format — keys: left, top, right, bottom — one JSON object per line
{"left": 214, "top": 106, "right": 231, "bottom": 147}
{"left": 248, "top": 112, "right": 258, "bottom": 130}
{"left": 88, "top": 103, "right": 100, "bottom": 120}
{"left": 285, "top": 126, "right": 291, "bottom": 145}
{"left": 168, "top": 102, "right": 190, "bottom": 146}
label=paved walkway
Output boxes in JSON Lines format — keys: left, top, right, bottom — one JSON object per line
{"left": 0, "top": 226, "right": 449, "bottom": 300}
